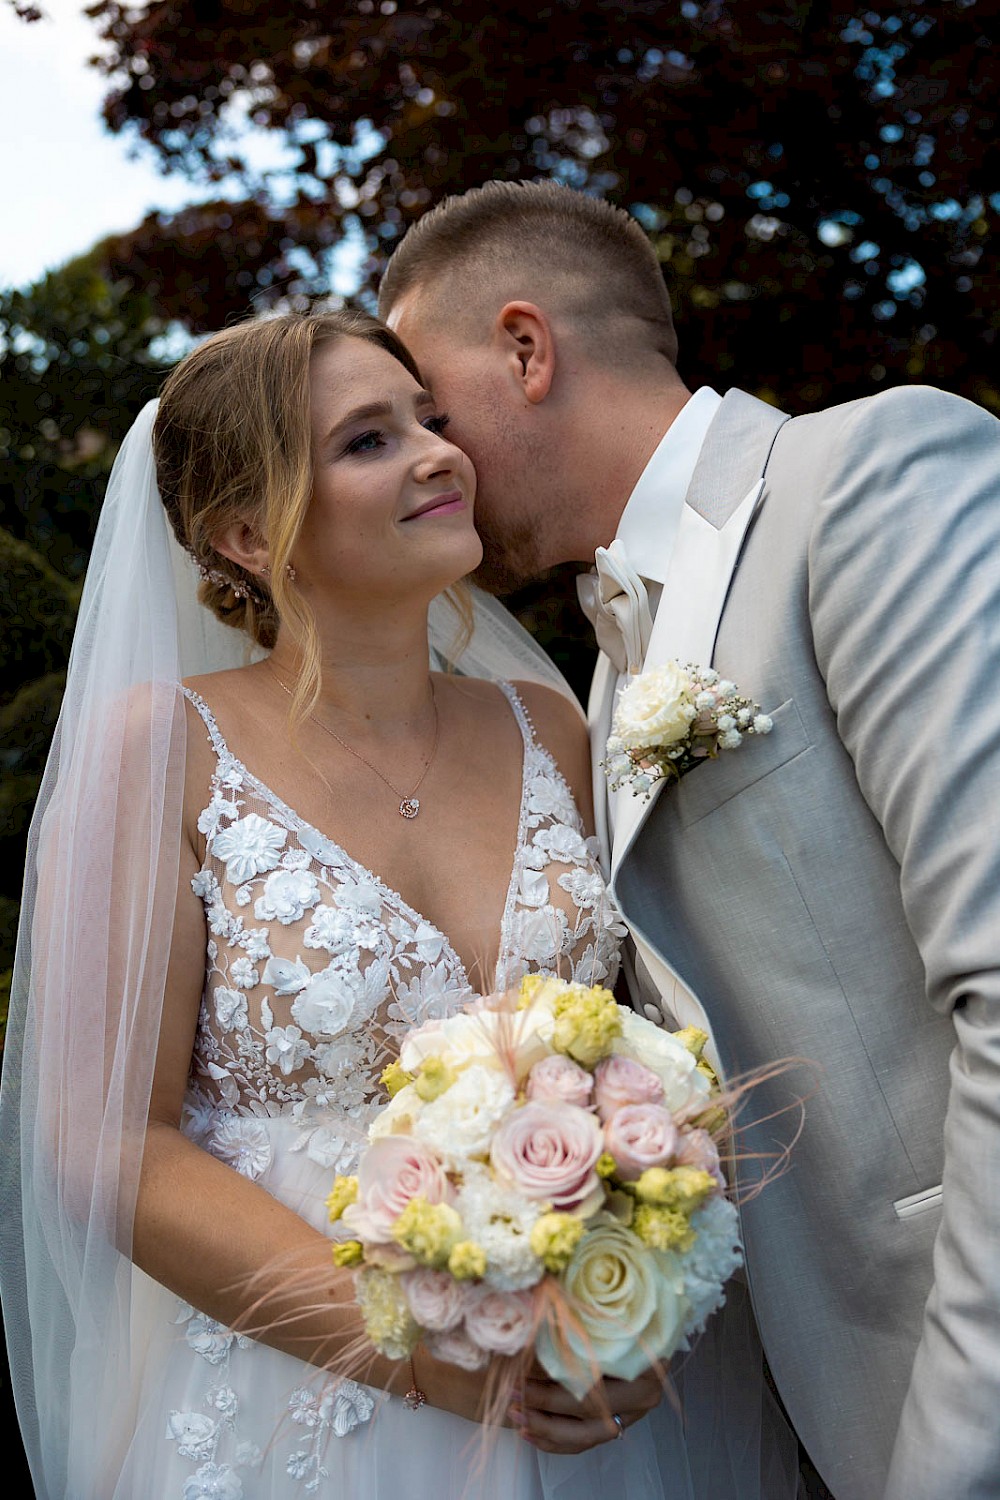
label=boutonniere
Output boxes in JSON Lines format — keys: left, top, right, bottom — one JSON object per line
{"left": 604, "top": 662, "right": 773, "bottom": 800}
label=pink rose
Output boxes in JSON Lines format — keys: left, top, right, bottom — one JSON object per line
{"left": 402, "top": 1269, "right": 469, "bottom": 1333}
{"left": 490, "top": 1101, "right": 604, "bottom": 1212}
{"left": 675, "top": 1126, "right": 726, "bottom": 1189}
{"left": 464, "top": 1287, "right": 536, "bottom": 1356}
{"left": 604, "top": 1103, "right": 679, "bottom": 1180}
{"left": 342, "top": 1136, "right": 451, "bottom": 1244}
{"left": 424, "top": 1326, "right": 489, "bottom": 1371}
{"left": 593, "top": 1055, "right": 664, "bottom": 1120}
{"left": 527, "top": 1054, "right": 594, "bottom": 1110}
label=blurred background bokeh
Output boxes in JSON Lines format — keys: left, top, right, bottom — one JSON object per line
{"left": 2, "top": 4, "right": 996, "bottom": 1491}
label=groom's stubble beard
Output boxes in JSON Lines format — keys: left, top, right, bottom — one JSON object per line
{"left": 471, "top": 509, "right": 548, "bottom": 595}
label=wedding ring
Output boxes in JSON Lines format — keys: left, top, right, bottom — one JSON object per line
{"left": 612, "top": 1413, "right": 625, "bottom": 1439}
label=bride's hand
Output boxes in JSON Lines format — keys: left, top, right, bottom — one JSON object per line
{"left": 510, "top": 1365, "right": 665, "bottom": 1454}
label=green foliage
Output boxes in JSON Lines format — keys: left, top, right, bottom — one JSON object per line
{"left": 0, "top": 248, "right": 168, "bottom": 575}
{"left": 0, "top": 255, "right": 172, "bottom": 1027}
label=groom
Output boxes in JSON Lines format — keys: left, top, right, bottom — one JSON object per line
{"left": 378, "top": 181, "right": 1000, "bottom": 1500}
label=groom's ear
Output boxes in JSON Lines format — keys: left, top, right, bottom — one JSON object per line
{"left": 495, "top": 302, "right": 555, "bottom": 405}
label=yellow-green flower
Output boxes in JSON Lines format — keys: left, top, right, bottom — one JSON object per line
{"left": 381, "top": 1059, "right": 414, "bottom": 1098}
{"left": 332, "top": 1239, "right": 364, "bottom": 1268}
{"left": 529, "top": 1211, "right": 585, "bottom": 1272}
{"left": 391, "top": 1196, "right": 464, "bottom": 1269}
{"left": 633, "top": 1166, "right": 716, "bottom": 1213}
{"left": 414, "top": 1055, "right": 457, "bottom": 1103}
{"left": 326, "top": 1174, "right": 359, "bottom": 1223}
{"left": 357, "top": 1266, "right": 419, "bottom": 1359}
{"left": 673, "top": 1026, "right": 709, "bottom": 1061}
{"left": 697, "top": 1056, "right": 720, "bottom": 1088}
{"left": 448, "top": 1240, "right": 487, "bottom": 1280}
{"left": 551, "top": 984, "right": 622, "bottom": 1068}
{"left": 596, "top": 1152, "right": 618, "bottom": 1180}
{"left": 632, "top": 1204, "right": 698, "bottom": 1253}
{"left": 518, "top": 974, "right": 547, "bottom": 1010}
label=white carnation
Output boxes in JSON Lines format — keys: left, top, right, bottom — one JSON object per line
{"left": 413, "top": 1065, "right": 516, "bottom": 1158}
{"left": 455, "top": 1167, "right": 544, "bottom": 1292}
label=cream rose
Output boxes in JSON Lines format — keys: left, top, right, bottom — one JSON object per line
{"left": 534, "top": 1217, "right": 687, "bottom": 1399}
{"left": 400, "top": 1006, "right": 548, "bottom": 1080}
{"left": 611, "top": 662, "right": 696, "bottom": 752}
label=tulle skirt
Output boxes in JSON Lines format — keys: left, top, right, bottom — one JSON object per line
{"left": 107, "top": 1119, "right": 799, "bottom": 1500}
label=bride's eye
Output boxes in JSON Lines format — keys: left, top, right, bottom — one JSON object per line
{"left": 344, "top": 429, "right": 385, "bottom": 455}
{"left": 422, "top": 413, "right": 451, "bottom": 436}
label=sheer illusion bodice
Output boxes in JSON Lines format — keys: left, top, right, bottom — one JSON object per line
{"left": 99, "top": 683, "right": 795, "bottom": 1500}
{"left": 182, "top": 679, "right": 625, "bottom": 1181}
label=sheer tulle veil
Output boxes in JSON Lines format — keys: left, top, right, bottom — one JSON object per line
{"left": 0, "top": 400, "right": 580, "bottom": 1500}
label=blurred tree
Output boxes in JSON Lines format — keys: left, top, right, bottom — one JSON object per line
{"left": 0, "top": 253, "right": 170, "bottom": 1011}
{"left": 75, "top": 0, "right": 998, "bottom": 412}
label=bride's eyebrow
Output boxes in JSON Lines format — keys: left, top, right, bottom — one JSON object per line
{"left": 323, "top": 390, "right": 435, "bottom": 445}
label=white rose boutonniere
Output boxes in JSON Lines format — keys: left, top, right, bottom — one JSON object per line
{"left": 605, "top": 662, "right": 773, "bottom": 800}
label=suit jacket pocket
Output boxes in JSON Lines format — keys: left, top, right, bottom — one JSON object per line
{"left": 893, "top": 1185, "right": 943, "bottom": 1220}
{"left": 676, "top": 697, "right": 811, "bottom": 830}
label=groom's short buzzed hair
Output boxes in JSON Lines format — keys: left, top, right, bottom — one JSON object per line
{"left": 377, "top": 180, "right": 678, "bottom": 367}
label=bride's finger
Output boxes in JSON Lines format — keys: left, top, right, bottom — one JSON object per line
{"left": 511, "top": 1402, "right": 625, "bottom": 1455}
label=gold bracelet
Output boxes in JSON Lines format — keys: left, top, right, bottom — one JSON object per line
{"left": 403, "top": 1353, "right": 427, "bottom": 1410}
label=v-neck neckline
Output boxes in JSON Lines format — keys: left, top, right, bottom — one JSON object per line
{"left": 184, "top": 683, "right": 533, "bottom": 994}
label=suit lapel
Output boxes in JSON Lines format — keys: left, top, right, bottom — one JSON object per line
{"left": 587, "top": 652, "right": 615, "bottom": 876}
{"left": 609, "top": 392, "right": 789, "bottom": 876}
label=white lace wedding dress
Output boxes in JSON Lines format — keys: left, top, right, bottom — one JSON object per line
{"left": 115, "top": 681, "right": 795, "bottom": 1500}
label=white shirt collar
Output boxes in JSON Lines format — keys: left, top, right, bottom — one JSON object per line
{"left": 614, "top": 385, "right": 722, "bottom": 585}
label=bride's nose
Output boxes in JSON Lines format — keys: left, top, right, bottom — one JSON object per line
{"left": 414, "top": 430, "right": 461, "bottom": 481}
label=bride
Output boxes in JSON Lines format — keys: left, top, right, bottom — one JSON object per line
{"left": 0, "top": 310, "right": 798, "bottom": 1499}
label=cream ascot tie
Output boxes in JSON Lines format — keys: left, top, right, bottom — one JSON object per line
{"left": 576, "top": 540, "right": 653, "bottom": 676}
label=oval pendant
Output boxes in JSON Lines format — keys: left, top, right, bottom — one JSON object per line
{"left": 399, "top": 798, "right": 420, "bottom": 819}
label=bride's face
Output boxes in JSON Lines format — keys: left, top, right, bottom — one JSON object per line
{"left": 293, "top": 336, "right": 481, "bottom": 606}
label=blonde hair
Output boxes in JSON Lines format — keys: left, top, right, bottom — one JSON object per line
{"left": 378, "top": 180, "right": 678, "bottom": 366}
{"left": 153, "top": 309, "right": 463, "bottom": 724}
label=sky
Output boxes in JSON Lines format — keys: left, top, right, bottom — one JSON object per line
{"left": 0, "top": 0, "right": 214, "bottom": 289}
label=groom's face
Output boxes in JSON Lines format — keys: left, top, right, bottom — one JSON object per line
{"left": 387, "top": 291, "right": 549, "bottom": 594}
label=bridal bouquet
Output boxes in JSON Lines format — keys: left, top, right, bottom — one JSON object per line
{"left": 605, "top": 661, "right": 772, "bottom": 800}
{"left": 326, "top": 976, "right": 742, "bottom": 1401}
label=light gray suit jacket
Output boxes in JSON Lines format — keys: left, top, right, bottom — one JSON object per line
{"left": 593, "top": 385, "right": 1000, "bottom": 1500}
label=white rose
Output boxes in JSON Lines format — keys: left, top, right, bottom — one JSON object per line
{"left": 613, "top": 1011, "right": 711, "bottom": 1115}
{"left": 534, "top": 1217, "right": 688, "bottom": 1399}
{"left": 613, "top": 662, "right": 696, "bottom": 752}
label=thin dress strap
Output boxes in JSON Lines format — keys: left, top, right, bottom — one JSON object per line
{"left": 181, "top": 685, "right": 230, "bottom": 760}
{"left": 495, "top": 679, "right": 538, "bottom": 751}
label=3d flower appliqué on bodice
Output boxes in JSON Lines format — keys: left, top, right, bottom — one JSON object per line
{"left": 182, "top": 682, "right": 625, "bottom": 1181}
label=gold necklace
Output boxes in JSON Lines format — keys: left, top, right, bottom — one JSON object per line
{"left": 267, "top": 663, "right": 440, "bottom": 820}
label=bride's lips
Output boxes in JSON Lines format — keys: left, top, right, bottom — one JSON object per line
{"left": 403, "top": 490, "right": 466, "bottom": 521}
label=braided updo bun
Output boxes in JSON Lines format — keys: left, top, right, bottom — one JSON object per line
{"left": 152, "top": 310, "right": 423, "bottom": 685}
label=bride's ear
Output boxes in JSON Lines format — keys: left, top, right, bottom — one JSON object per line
{"left": 495, "top": 301, "right": 555, "bottom": 405}
{"left": 212, "top": 519, "right": 270, "bottom": 578}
